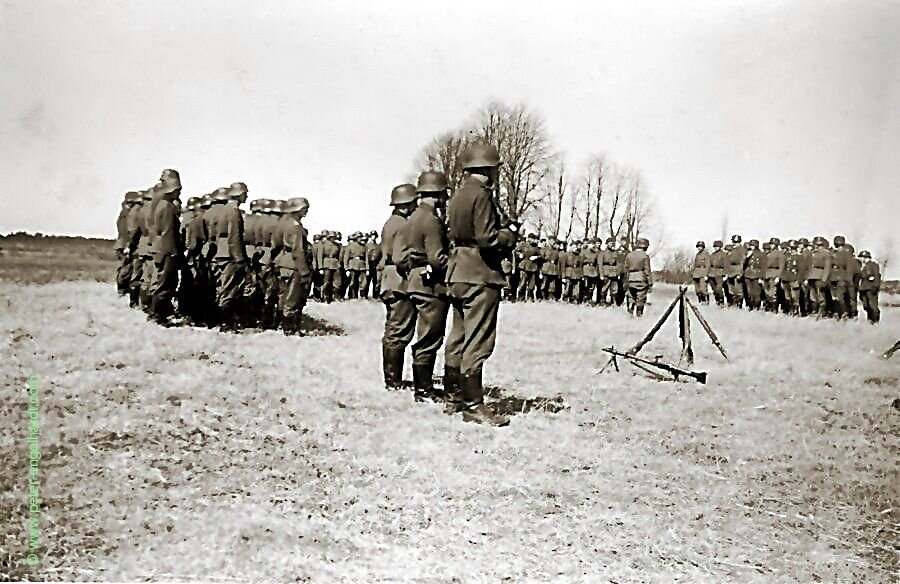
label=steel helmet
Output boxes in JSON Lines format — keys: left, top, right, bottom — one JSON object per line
{"left": 770, "top": 237, "right": 780, "bottom": 245}
{"left": 696, "top": 241, "right": 705, "bottom": 248}
{"left": 186, "top": 196, "right": 201, "bottom": 210}
{"left": 229, "top": 182, "right": 248, "bottom": 199}
{"left": 833, "top": 235, "right": 846, "bottom": 246}
{"left": 461, "top": 142, "right": 501, "bottom": 169}
{"left": 141, "top": 188, "right": 156, "bottom": 201}
{"left": 858, "top": 250, "right": 871, "bottom": 259}
{"left": 416, "top": 170, "right": 449, "bottom": 194}
{"left": 249, "top": 199, "right": 263, "bottom": 212}
{"left": 124, "top": 191, "right": 141, "bottom": 204}
{"left": 283, "top": 197, "right": 309, "bottom": 213}
{"left": 390, "top": 183, "right": 417, "bottom": 206}
{"left": 636, "top": 238, "right": 650, "bottom": 249}
{"left": 157, "top": 169, "right": 181, "bottom": 194}
{"left": 713, "top": 240, "right": 723, "bottom": 247}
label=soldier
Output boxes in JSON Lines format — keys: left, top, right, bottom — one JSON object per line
{"left": 763, "top": 237, "right": 785, "bottom": 312}
{"left": 364, "top": 231, "right": 382, "bottom": 299}
{"left": 540, "top": 236, "right": 561, "bottom": 301}
{"left": 828, "top": 235, "right": 852, "bottom": 319}
{"left": 316, "top": 231, "right": 342, "bottom": 303}
{"left": 397, "top": 171, "right": 451, "bottom": 401}
{"left": 442, "top": 142, "right": 514, "bottom": 426}
{"left": 379, "top": 184, "right": 418, "bottom": 390}
{"left": 256, "top": 200, "right": 282, "bottom": 328}
{"left": 708, "top": 240, "right": 726, "bottom": 306}
{"left": 807, "top": 236, "right": 832, "bottom": 318}
{"left": 130, "top": 188, "right": 157, "bottom": 311}
{"left": 845, "top": 243, "right": 861, "bottom": 318}
{"left": 743, "top": 239, "right": 765, "bottom": 310}
{"left": 691, "top": 241, "right": 710, "bottom": 304}
{"left": 147, "top": 169, "right": 183, "bottom": 325}
{"left": 796, "top": 237, "right": 812, "bottom": 315}
{"left": 780, "top": 240, "right": 803, "bottom": 316}
{"left": 273, "top": 198, "right": 312, "bottom": 335}
{"left": 516, "top": 233, "right": 541, "bottom": 302}
{"left": 624, "top": 237, "right": 652, "bottom": 317}
{"left": 334, "top": 232, "right": 347, "bottom": 300}
{"left": 242, "top": 199, "right": 268, "bottom": 326}
{"left": 114, "top": 192, "right": 137, "bottom": 296}
{"left": 123, "top": 191, "right": 146, "bottom": 307}
{"left": 725, "top": 235, "right": 746, "bottom": 308}
{"left": 600, "top": 237, "right": 622, "bottom": 306}
{"left": 343, "top": 232, "right": 368, "bottom": 299}
{"left": 857, "top": 250, "right": 881, "bottom": 324}
{"left": 564, "top": 240, "right": 584, "bottom": 303}
{"left": 581, "top": 240, "right": 600, "bottom": 305}
{"left": 209, "top": 183, "right": 249, "bottom": 330}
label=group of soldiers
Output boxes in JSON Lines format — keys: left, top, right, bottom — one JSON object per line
{"left": 504, "top": 235, "right": 654, "bottom": 315}
{"left": 689, "top": 235, "right": 882, "bottom": 323}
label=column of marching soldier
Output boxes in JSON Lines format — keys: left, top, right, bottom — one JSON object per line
{"left": 687, "top": 235, "right": 882, "bottom": 324}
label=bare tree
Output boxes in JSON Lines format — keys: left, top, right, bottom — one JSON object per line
{"left": 578, "top": 154, "right": 606, "bottom": 240}
{"left": 414, "top": 129, "right": 471, "bottom": 190}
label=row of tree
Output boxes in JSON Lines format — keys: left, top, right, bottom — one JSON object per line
{"left": 413, "top": 100, "right": 657, "bottom": 250}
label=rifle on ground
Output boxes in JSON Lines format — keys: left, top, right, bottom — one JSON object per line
{"left": 602, "top": 347, "right": 707, "bottom": 384}
{"left": 883, "top": 340, "right": 900, "bottom": 360}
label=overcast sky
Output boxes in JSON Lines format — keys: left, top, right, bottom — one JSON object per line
{"left": 1, "top": 0, "right": 897, "bottom": 270}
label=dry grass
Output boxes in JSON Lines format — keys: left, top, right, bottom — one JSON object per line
{"left": 0, "top": 235, "right": 117, "bottom": 284}
{"left": 0, "top": 278, "right": 897, "bottom": 582}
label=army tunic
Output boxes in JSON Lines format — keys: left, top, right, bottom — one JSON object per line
{"left": 707, "top": 249, "right": 726, "bottom": 305}
{"left": 692, "top": 249, "right": 710, "bottom": 303}
{"left": 114, "top": 204, "right": 132, "bottom": 294}
{"left": 828, "top": 246, "right": 852, "bottom": 317}
{"left": 581, "top": 248, "right": 600, "bottom": 304}
{"left": 540, "top": 246, "right": 561, "bottom": 299}
{"left": 364, "top": 239, "right": 382, "bottom": 298}
{"left": 316, "top": 239, "right": 343, "bottom": 303}
{"left": 516, "top": 241, "right": 542, "bottom": 301}
{"left": 725, "top": 245, "right": 746, "bottom": 307}
{"left": 780, "top": 252, "right": 803, "bottom": 314}
{"left": 343, "top": 240, "right": 368, "bottom": 299}
{"left": 764, "top": 248, "right": 785, "bottom": 311}
{"left": 624, "top": 249, "right": 652, "bottom": 316}
{"left": 807, "top": 247, "right": 831, "bottom": 316}
{"left": 743, "top": 249, "right": 765, "bottom": 310}
{"left": 858, "top": 259, "right": 881, "bottom": 323}
{"left": 148, "top": 197, "right": 182, "bottom": 321}
{"left": 444, "top": 174, "right": 516, "bottom": 390}
{"left": 209, "top": 201, "right": 247, "bottom": 311}
{"left": 600, "top": 248, "right": 623, "bottom": 306}
{"left": 274, "top": 215, "right": 312, "bottom": 320}
{"left": 380, "top": 211, "right": 415, "bottom": 353}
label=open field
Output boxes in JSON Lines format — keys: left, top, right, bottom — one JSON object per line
{"left": 0, "top": 235, "right": 117, "bottom": 284}
{"left": 1, "top": 239, "right": 898, "bottom": 582}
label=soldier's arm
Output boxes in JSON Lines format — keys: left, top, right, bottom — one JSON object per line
{"left": 644, "top": 255, "right": 653, "bottom": 286}
{"left": 291, "top": 225, "right": 311, "bottom": 277}
{"left": 472, "top": 191, "right": 515, "bottom": 249}
{"left": 228, "top": 209, "right": 247, "bottom": 261}
{"left": 424, "top": 215, "right": 449, "bottom": 273}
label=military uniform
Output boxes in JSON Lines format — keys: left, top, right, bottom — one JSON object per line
{"left": 780, "top": 243, "right": 803, "bottom": 316}
{"left": 540, "top": 241, "right": 561, "bottom": 300}
{"left": 624, "top": 239, "right": 652, "bottom": 316}
{"left": 114, "top": 196, "right": 135, "bottom": 295}
{"left": 708, "top": 242, "right": 726, "bottom": 305}
{"left": 807, "top": 239, "right": 832, "bottom": 317}
{"left": 743, "top": 241, "right": 765, "bottom": 310}
{"left": 182, "top": 198, "right": 212, "bottom": 324}
{"left": 828, "top": 237, "right": 852, "bottom": 318}
{"left": 725, "top": 238, "right": 746, "bottom": 307}
{"left": 691, "top": 243, "right": 710, "bottom": 304}
{"left": 364, "top": 233, "right": 382, "bottom": 299}
{"left": 209, "top": 185, "right": 248, "bottom": 327}
{"left": 581, "top": 243, "right": 600, "bottom": 305}
{"left": 343, "top": 234, "right": 368, "bottom": 299}
{"left": 764, "top": 239, "right": 785, "bottom": 312}
{"left": 600, "top": 241, "right": 623, "bottom": 306}
{"left": 516, "top": 237, "right": 541, "bottom": 301}
{"left": 147, "top": 173, "right": 183, "bottom": 324}
{"left": 857, "top": 252, "right": 881, "bottom": 324}
{"left": 273, "top": 198, "right": 312, "bottom": 334}
{"left": 131, "top": 190, "right": 157, "bottom": 310}
{"left": 316, "top": 234, "right": 343, "bottom": 303}
{"left": 563, "top": 245, "right": 584, "bottom": 303}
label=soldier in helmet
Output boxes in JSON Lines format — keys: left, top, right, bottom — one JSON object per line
{"left": 316, "top": 230, "right": 342, "bottom": 303}
{"left": 257, "top": 200, "right": 283, "bottom": 328}
{"left": 780, "top": 240, "right": 803, "bottom": 316}
{"left": 725, "top": 234, "right": 746, "bottom": 308}
{"left": 845, "top": 243, "right": 861, "bottom": 318}
{"left": 396, "top": 170, "right": 451, "bottom": 401}
{"left": 691, "top": 241, "right": 710, "bottom": 304}
{"left": 562, "top": 240, "right": 584, "bottom": 303}
{"left": 828, "top": 235, "right": 852, "bottom": 318}
{"left": 599, "top": 237, "right": 622, "bottom": 306}
{"left": 540, "top": 236, "right": 561, "bottom": 301}
{"left": 442, "top": 142, "right": 515, "bottom": 426}
{"left": 147, "top": 169, "right": 184, "bottom": 325}
{"left": 807, "top": 236, "right": 832, "bottom": 317}
{"left": 707, "top": 240, "right": 726, "bottom": 306}
{"left": 115, "top": 192, "right": 141, "bottom": 297}
{"left": 129, "top": 188, "right": 157, "bottom": 310}
{"left": 379, "top": 184, "right": 418, "bottom": 390}
{"left": 857, "top": 250, "right": 881, "bottom": 324}
{"left": 581, "top": 240, "right": 599, "bottom": 305}
{"left": 273, "top": 198, "right": 312, "bottom": 334}
{"left": 364, "top": 230, "right": 382, "bottom": 299}
{"left": 796, "top": 237, "right": 812, "bottom": 315}
{"left": 343, "top": 231, "right": 368, "bottom": 299}
{"left": 208, "top": 183, "right": 249, "bottom": 330}
{"left": 624, "top": 238, "right": 652, "bottom": 316}
{"left": 764, "top": 237, "right": 785, "bottom": 312}
{"left": 743, "top": 239, "right": 765, "bottom": 310}
{"left": 516, "top": 233, "right": 541, "bottom": 302}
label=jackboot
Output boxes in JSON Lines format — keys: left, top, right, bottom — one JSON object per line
{"left": 382, "top": 346, "right": 405, "bottom": 390}
{"left": 460, "top": 372, "right": 509, "bottom": 426}
{"left": 442, "top": 366, "right": 464, "bottom": 413}
{"left": 412, "top": 357, "right": 438, "bottom": 402}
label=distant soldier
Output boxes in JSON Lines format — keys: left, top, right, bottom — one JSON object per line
{"left": 242, "top": 199, "right": 268, "bottom": 326}
{"left": 130, "top": 188, "right": 156, "bottom": 310}
{"left": 115, "top": 192, "right": 141, "bottom": 297}
{"left": 334, "top": 232, "right": 347, "bottom": 300}
{"left": 796, "top": 238, "right": 812, "bottom": 315}
{"left": 691, "top": 241, "right": 710, "bottom": 304}
{"left": 397, "top": 171, "right": 451, "bottom": 401}
{"left": 743, "top": 239, "right": 765, "bottom": 310}
{"left": 725, "top": 235, "right": 746, "bottom": 308}
{"left": 807, "top": 236, "right": 832, "bottom": 317}
{"left": 600, "top": 237, "right": 623, "bottom": 306}
{"left": 764, "top": 237, "right": 785, "bottom": 312}
{"left": 343, "top": 232, "right": 368, "bottom": 299}
{"left": 780, "top": 240, "right": 803, "bottom": 316}
{"left": 442, "top": 143, "right": 514, "bottom": 425}
{"left": 845, "top": 243, "right": 861, "bottom": 318}
{"left": 708, "top": 240, "right": 726, "bottom": 306}
{"left": 624, "top": 238, "right": 652, "bottom": 317}
{"left": 540, "top": 237, "right": 561, "bottom": 300}
{"left": 516, "top": 233, "right": 541, "bottom": 302}
{"left": 257, "top": 200, "right": 282, "bottom": 328}
{"left": 273, "top": 198, "right": 312, "bottom": 335}
{"left": 857, "top": 250, "right": 881, "bottom": 324}
{"left": 379, "top": 184, "right": 418, "bottom": 390}
{"left": 316, "top": 231, "right": 342, "bottom": 303}
{"left": 828, "top": 235, "right": 852, "bottom": 318}
{"left": 563, "top": 241, "right": 584, "bottom": 303}
{"left": 147, "top": 169, "right": 184, "bottom": 325}
{"left": 581, "top": 240, "right": 600, "bottom": 305}
{"left": 364, "top": 231, "right": 382, "bottom": 299}
{"left": 208, "top": 183, "right": 249, "bottom": 329}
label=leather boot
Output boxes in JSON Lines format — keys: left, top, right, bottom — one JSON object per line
{"left": 382, "top": 346, "right": 404, "bottom": 390}
{"left": 412, "top": 358, "right": 437, "bottom": 402}
{"left": 281, "top": 313, "right": 296, "bottom": 336}
{"left": 442, "top": 366, "right": 464, "bottom": 413}
{"left": 460, "top": 372, "right": 509, "bottom": 426}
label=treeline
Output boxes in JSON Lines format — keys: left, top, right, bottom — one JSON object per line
{"left": 413, "top": 100, "right": 657, "bottom": 251}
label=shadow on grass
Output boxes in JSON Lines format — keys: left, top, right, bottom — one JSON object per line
{"left": 421, "top": 378, "right": 568, "bottom": 418}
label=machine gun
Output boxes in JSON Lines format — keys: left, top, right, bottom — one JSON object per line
{"left": 602, "top": 347, "right": 707, "bottom": 384}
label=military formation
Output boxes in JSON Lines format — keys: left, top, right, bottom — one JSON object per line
{"left": 689, "top": 235, "right": 882, "bottom": 323}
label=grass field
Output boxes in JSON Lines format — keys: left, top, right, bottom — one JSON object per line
{"left": 1, "top": 238, "right": 898, "bottom": 582}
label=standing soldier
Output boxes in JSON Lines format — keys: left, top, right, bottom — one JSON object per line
{"left": 123, "top": 191, "right": 145, "bottom": 307}
{"left": 442, "top": 143, "right": 515, "bottom": 426}
{"left": 365, "top": 231, "right": 382, "bottom": 299}
{"left": 857, "top": 250, "right": 881, "bottom": 324}
{"left": 242, "top": 199, "right": 267, "bottom": 326}
{"left": 780, "top": 240, "right": 803, "bottom": 316}
{"left": 540, "top": 236, "right": 561, "bottom": 301}
{"left": 624, "top": 238, "right": 652, "bottom": 317}
{"left": 743, "top": 239, "right": 765, "bottom": 310}
{"left": 516, "top": 233, "right": 541, "bottom": 302}
{"left": 379, "top": 184, "right": 418, "bottom": 389}
{"left": 764, "top": 237, "right": 785, "bottom": 312}
{"left": 807, "top": 236, "right": 832, "bottom": 318}
{"left": 581, "top": 240, "right": 600, "bottom": 305}
{"left": 725, "top": 235, "right": 746, "bottom": 308}
{"left": 565, "top": 241, "right": 584, "bottom": 303}
{"left": 273, "top": 198, "right": 312, "bottom": 335}
{"left": 708, "top": 240, "right": 726, "bottom": 306}
{"left": 334, "top": 232, "right": 347, "bottom": 300}
{"left": 114, "top": 193, "right": 137, "bottom": 296}
{"left": 182, "top": 195, "right": 210, "bottom": 325}
{"left": 147, "top": 169, "right": 183, "bottom": 325}
{"left": 344, "top": 232, "right": 368, "bottom": 299}
{"left": 397, "top": 171, "right": 451, "bottom": 401}
{"left": 691, "top": 241, "right": 710, "bottom": 304}
{"left": 797, "top": 238, "right": 812, "bottom": 315}
{"left": 316, "top": 231, "right": 342, "bottom": 303}
{"left": 257, "top": 200, "right": 282, "bottom": 328}
{"left": 131, "top": 188, "right": 156, "bottom": 311}
{"left": 845, "top": 243, "right": 861, "bottom": 318}
{"left": 600, "top": 237, "right": 621, "bottom": 306}
{"left": 828, "top": 235, "right": 852, "bottom": 319}
{"left": 209, "top": 183, "right": 249, "bottom": 330}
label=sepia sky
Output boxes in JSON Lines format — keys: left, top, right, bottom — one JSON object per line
{"left": 1, "top": 0, "right": 898, "bottom": 270}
